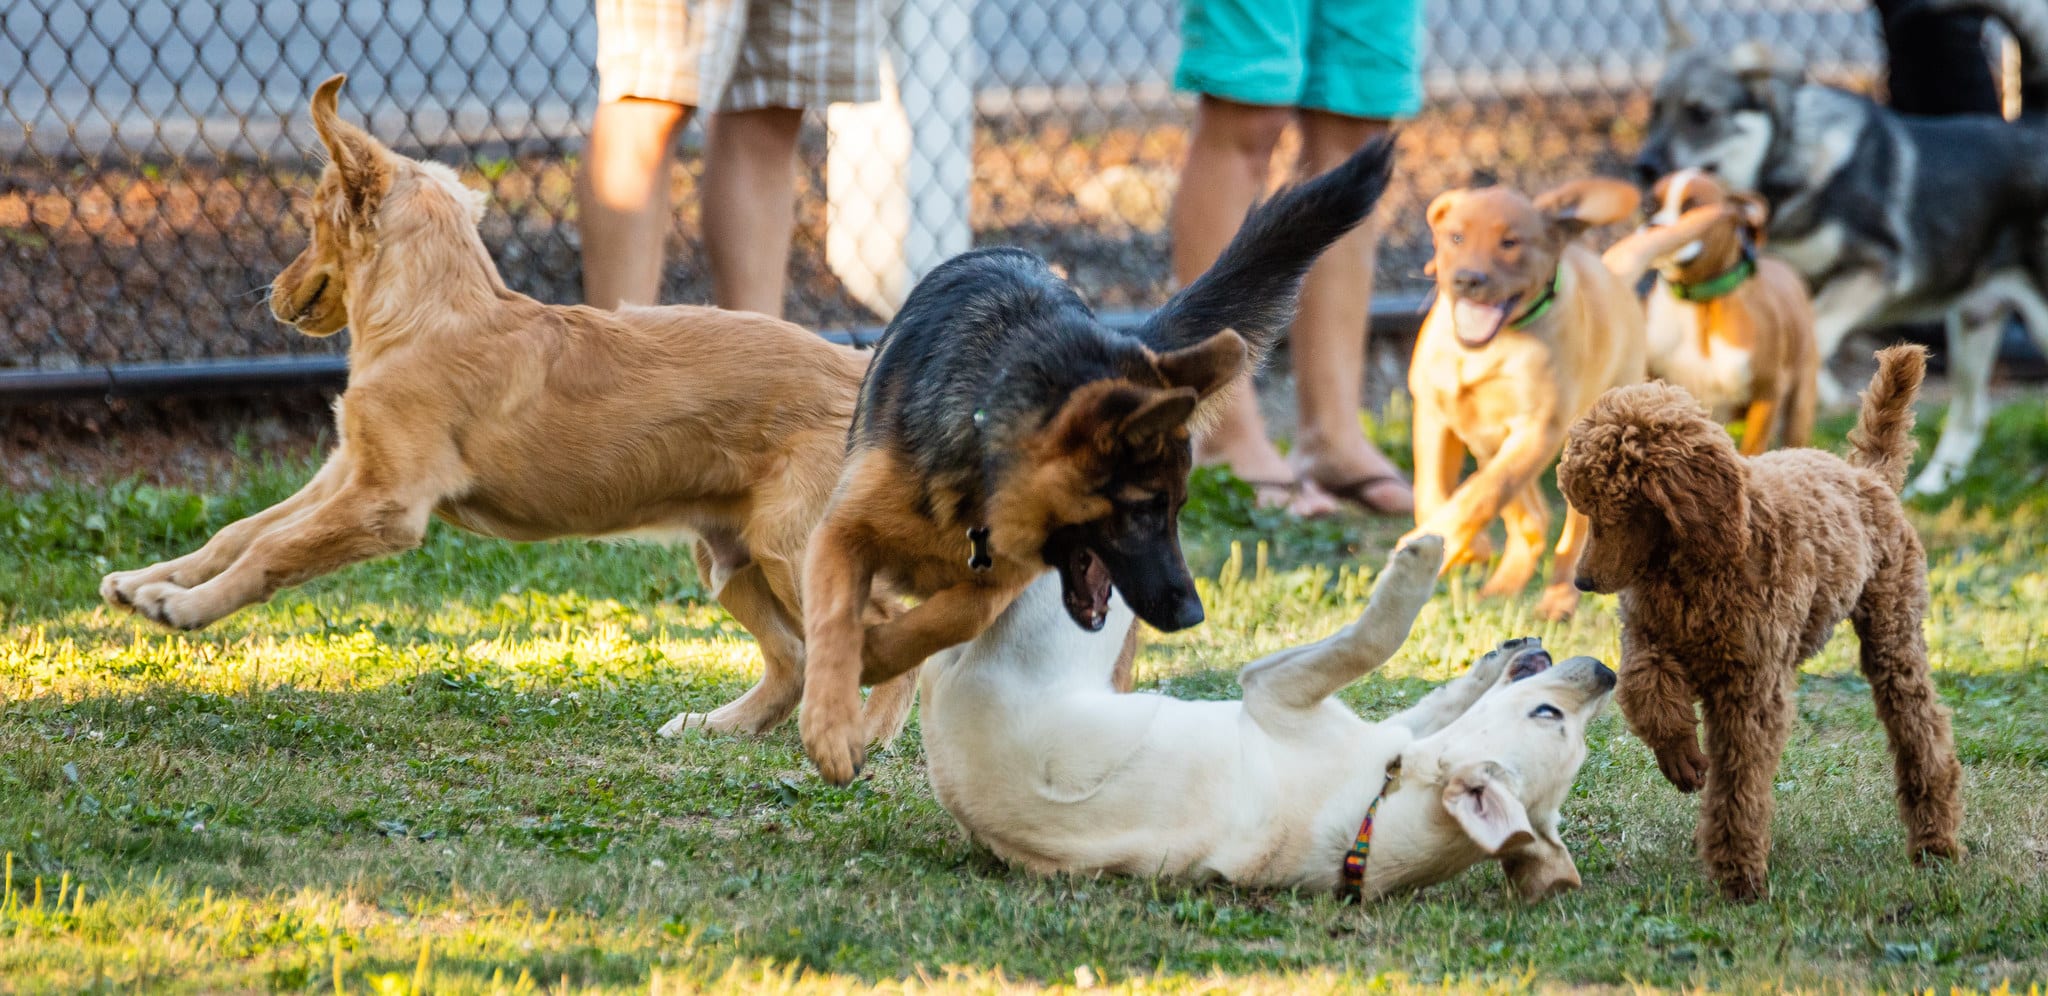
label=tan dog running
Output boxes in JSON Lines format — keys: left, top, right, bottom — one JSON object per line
{"left": 1604, "top": 169, "right": 1819, "bottom": 456}
{"left": 99, "top": 75, "right": 915, "bottom": 746}
{"left": 1405, "top": 179, "right": 1648, "bottom": 621}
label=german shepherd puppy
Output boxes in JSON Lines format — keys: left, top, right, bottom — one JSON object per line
{"left": 798, "top": 137, "right": 1397, "bottom": 783}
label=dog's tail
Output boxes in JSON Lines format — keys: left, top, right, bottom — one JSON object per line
{"left": 1600, "top": 203, "right": 1733, "bottom": 286}
{"left": 1894, "top": 0, "right": 2048, "bottom": 118}
{"left": 1136, "top": 134, "right": 1395, "bottom": 362}
{"left": 1847, "top": 344, "right": 1928, "bottom": 492}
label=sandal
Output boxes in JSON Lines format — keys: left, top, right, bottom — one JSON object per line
{"left": 1314, "top": 473, "right": 1415, "bottom": 517}
{"left": 1237, "top": 477, "right": 1310, "bottom": 512}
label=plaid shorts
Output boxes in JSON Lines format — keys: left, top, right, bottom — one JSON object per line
{"left": 595, "top": 0, "right": 882, "bottom": 112}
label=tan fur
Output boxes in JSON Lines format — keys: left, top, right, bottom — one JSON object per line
{"left": 1404, "top": 178, "right": 1648, "bottom": 622}
{"left": 100, "top": 75, "right": 916, "bottom": 745}
{"left": 1608, "top": 172, "right": 1819, "bottom": 456}
{"left": 1557, "top": 346, "right": 1964, "bottom": 900}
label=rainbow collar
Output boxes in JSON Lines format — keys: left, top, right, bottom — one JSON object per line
{"left": 1338, "top": 760, "right": 1402, "bottom": 903}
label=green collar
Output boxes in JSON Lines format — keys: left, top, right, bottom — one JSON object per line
{"left": 1668, "top": 248, "right": 1756, "bottom": 302}
{"left": 1508, "top": 270, "right": 1562, "bottom": 329}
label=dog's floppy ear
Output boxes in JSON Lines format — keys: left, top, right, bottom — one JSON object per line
{"left": 1729, "top": 192, "right": 1771, "bottom": 242}
{"left": 1441, "top": 761, "right": 1536, "bottom": 855}
{"left": 1644, "top": 423, "right": 1750, "bottom": 561}
{"left": 1500, "top": 817, "right": 1581, "bottom": 901}
{"left": 310, "top": 74, "right": 392, "bottom": 217}
{"left": 1425, "top": 190, "right": 1462, "bottom": 232}
{"left": 1154, "top": 329, "right": 1247, "bottom": 400}
{"left": 1535, "top": 178, "right": 1641, "bottom": 243}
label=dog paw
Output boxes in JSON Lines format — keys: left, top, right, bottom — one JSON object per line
{"left": 1654, "top": 739, "right": 1708, "bottom": 794}
{"left": 800, "top": 695, "right": 868, "bottom": 786}
{"left": 101, "top": 568, "right": 167, "bottom": 609}
{"left": 128, "top": 582, "right": 215, "bottom": 631}
{"left": 1911, "top": 838, "right": 1967, "bottom": 864}
{"left": 1534, "top": 584, "right": 1580, "bottom": 622}
{"left": 1714, "top": 869, "right": 1768, "bottom": 903}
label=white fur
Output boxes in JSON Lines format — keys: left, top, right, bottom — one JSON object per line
{"left": 919, "top": 536, "right": 1613, "bottom": 900}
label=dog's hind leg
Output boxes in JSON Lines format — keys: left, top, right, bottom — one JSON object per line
{"left": 1535, "top": 505, "right": 1590, "bottom": 622}
{"left": 1240, "top": 535, "right": 1443, "bottom": 723}
{"left": 1478, "top": 482, "right": 1548, "bottom": 600}
{"left": 102, "top": 448, "right": 354, "bottom": 617}
{"left": 660, "top": 545, "right": 807, "bottom": 738}
{"left": 1907, "top": 302, "right": 2004, "bottom": 496}
{"left": 1851, "top": 539, "right": 1966, "bottom": 863}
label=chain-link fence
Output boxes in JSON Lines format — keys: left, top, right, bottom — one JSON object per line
{"left": 1, "top": 0, "right": 1885, "bottom": 388}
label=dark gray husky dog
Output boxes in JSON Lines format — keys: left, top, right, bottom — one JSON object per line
{"left": 1635, "top": 0, "right": 2048, "bottom": 495}
{"left": 796, "top": 138, "right": 1395, "bottom": 784}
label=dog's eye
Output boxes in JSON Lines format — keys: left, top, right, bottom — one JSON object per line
{"left": 1448, "top": 232, "right": 1463, "bottom": 245}
{"left": 1684, "top": 102, "right": 1714, "bottom": 127}
{"left": 1529, "top": 704, "right": 1564, "bottom": 721}
{"left": 1499, "top": 237, "right": 1519, "bottom": 250}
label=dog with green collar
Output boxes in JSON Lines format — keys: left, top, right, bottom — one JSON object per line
{"left": 1607, "top": 168, "right": 1820, "bottom": 458}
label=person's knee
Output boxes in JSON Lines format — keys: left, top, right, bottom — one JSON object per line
{"left": 1194, "top": 97, "right": 1291, "bottom": 162}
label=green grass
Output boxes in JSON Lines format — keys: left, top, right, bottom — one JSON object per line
{"left": 1, "top": 403, "right": 2045, "bottom": 993}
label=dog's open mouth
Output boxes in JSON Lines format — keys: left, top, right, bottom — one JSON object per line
{"left": 1054, "top": 541, "right": 1113, "bottom": 632}
{"left": 1452, "top": 293, "right": 1520, "bottom": 348}
{"left": 1508, "top": 646, "right": 1553, "bottom": 682}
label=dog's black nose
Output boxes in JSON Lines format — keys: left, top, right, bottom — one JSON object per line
{"left": 1452, "top": 269, "right": 1489, "bottom": 294}
{"left": 1166, "top": 596, "right": 1205, "bottom": 632}
{"left": 1589, "top": 659, "right": 1618, "bottom": 691}
{"left": 1574, "top": 577, "right": 1597, "bottom": 593}
{"left": 1632, "top": 159, "right": 1662, "bottom": 187}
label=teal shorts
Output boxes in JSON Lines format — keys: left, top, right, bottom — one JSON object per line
{"left": 1174, "top": 0, "right": 1425, "bottom": 120}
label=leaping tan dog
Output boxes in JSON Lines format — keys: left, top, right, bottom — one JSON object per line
{"left": 1603, "top": 169, "right": 1819, "bottom": 456}
{"left": 99, "top": 75, "right": 915, "bottom": 747}
{"left": 1404, "top": 178, "right": 1647, "bottom": 622}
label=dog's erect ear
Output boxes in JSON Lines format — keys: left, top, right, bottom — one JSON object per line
{"left": 1729, "top": 41, "right": 1799, "bottom": 106}
{"left": 1500, "top": 818, "right": 1581, "bottom": 901}
{"left": 1425, "top": 190, "right": 1463, "bottom": 232}
{"left": 1729, "top": 192, "right": 1771, "bottom": 241}
{"left": 1118, "top": 386, "right": 1200, "bottom": 446}
{"left": 1658, "top": 0, "right": 1695, "bottom": 51}
{"left": 310, "top": 74, "right": 392, "bottom": 216}
{"left": 1644, "top": 424, "right": 1750, "bottom": 561}
{"left": 1535, "top": 178, "right": 1641, "bottom": 243}
{"left": 1154, "top": 329, "right": 1247, "bottom": 400}
{"left": 1441, "top": 762, "right": 1536, "bottom": 855}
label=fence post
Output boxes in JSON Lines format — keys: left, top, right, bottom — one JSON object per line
{"left": 823, "top": 0, "right": 976, "bottom": 321}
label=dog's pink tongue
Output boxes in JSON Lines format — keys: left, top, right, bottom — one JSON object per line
{"left": 1451, "top": 299, "right": 1511, "bottom": 347}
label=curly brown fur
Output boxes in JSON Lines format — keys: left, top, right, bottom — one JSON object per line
{"left": 1557, "top": 344, "right": 1962, "bottom": 900}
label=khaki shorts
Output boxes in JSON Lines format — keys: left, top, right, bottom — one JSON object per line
{"left": 595, "top": 0, "right": 882, "bottom": 112}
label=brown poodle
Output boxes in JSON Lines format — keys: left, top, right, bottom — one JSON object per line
{"left": 1556, "top": 345, "right": 1963, "bottom": 900}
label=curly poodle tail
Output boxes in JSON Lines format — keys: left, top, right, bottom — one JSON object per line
{"left": 1847, "top": 344, "right": 1928, "bottom": 493}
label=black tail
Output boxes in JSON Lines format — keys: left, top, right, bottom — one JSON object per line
{"left": 1897, "top": 0, "right": 2048, "bottom": 118}
{"left": 1136, "top": 134, "right": 1395, "bottom": 361}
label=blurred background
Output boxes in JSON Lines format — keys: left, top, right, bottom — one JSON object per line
{"left": 0, "top": 0, "right": 1885, "bottom": 393}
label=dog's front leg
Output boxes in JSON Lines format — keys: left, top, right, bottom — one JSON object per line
{"left": 1807, "top": 269, "right": 1888, "bottom": 406}
{"left": 798, "top": 516, "right": 878, "bottom": 785}
{"left": 1408, "top": 401, "right": 1484, "bottom": 564}
{"left": 102, "top": 448, "right": 355, "bottom": 617}
{"left": 1617, "top": 640, "right": 1707, "bottom": 793}
{"left": 1409, "top": 418, "right": 1564, "bottom": 582}
{"left": 125, "top": 475, "right": 439, "bottom": 631}
{"left": 1241, "top": 535, "right": 1443, "bottom": 722}
{"left": 1736, "top": 396, "right": 1781, "bottom": 457}
{"left": 859, "top": 579, "right": 1016, "bottom": 685}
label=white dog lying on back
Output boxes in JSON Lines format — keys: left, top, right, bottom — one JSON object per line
{"left": 920, "top": 536, "right": 1614, "bottom": 901}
